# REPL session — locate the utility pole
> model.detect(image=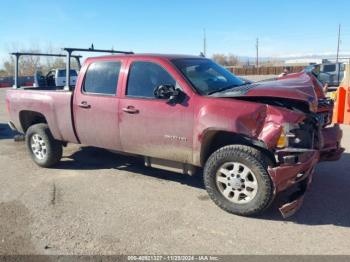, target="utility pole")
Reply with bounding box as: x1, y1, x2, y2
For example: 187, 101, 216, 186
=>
203, 28, 207, 57
336, 24, 342, 84
336, 24, 341, 63
256, 38, 259, 74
